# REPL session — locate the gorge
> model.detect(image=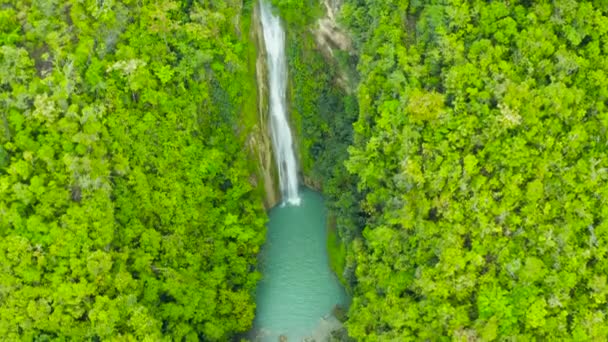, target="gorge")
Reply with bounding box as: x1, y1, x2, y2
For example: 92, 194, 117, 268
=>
252, 1, 348, 340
